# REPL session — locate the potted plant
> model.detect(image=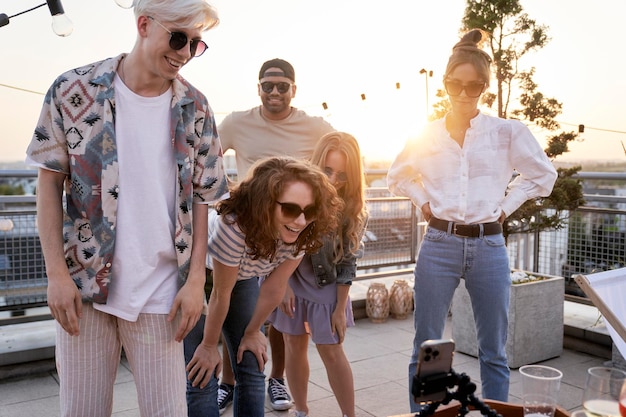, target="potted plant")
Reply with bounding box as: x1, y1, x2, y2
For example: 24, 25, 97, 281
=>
452, 270, 564, 368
